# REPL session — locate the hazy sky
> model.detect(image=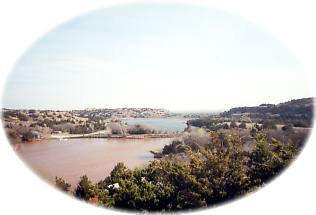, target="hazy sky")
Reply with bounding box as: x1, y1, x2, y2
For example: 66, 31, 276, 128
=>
2, 3, 313, 111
